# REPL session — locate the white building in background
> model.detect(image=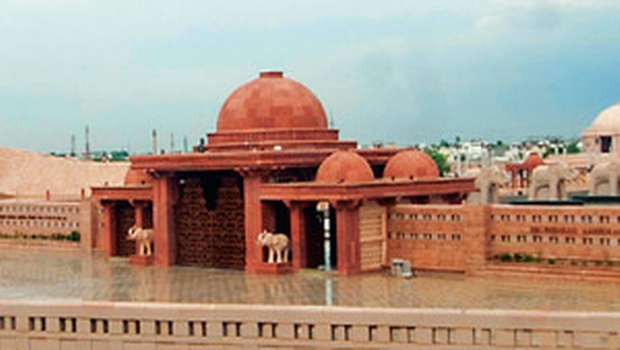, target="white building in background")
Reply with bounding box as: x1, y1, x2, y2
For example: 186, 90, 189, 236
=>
443, 140, 491, 176
582, 101, 620, 155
